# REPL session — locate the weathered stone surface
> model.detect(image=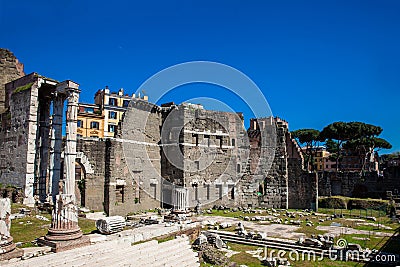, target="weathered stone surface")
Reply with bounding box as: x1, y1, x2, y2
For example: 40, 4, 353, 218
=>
0, 49, 24, 113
